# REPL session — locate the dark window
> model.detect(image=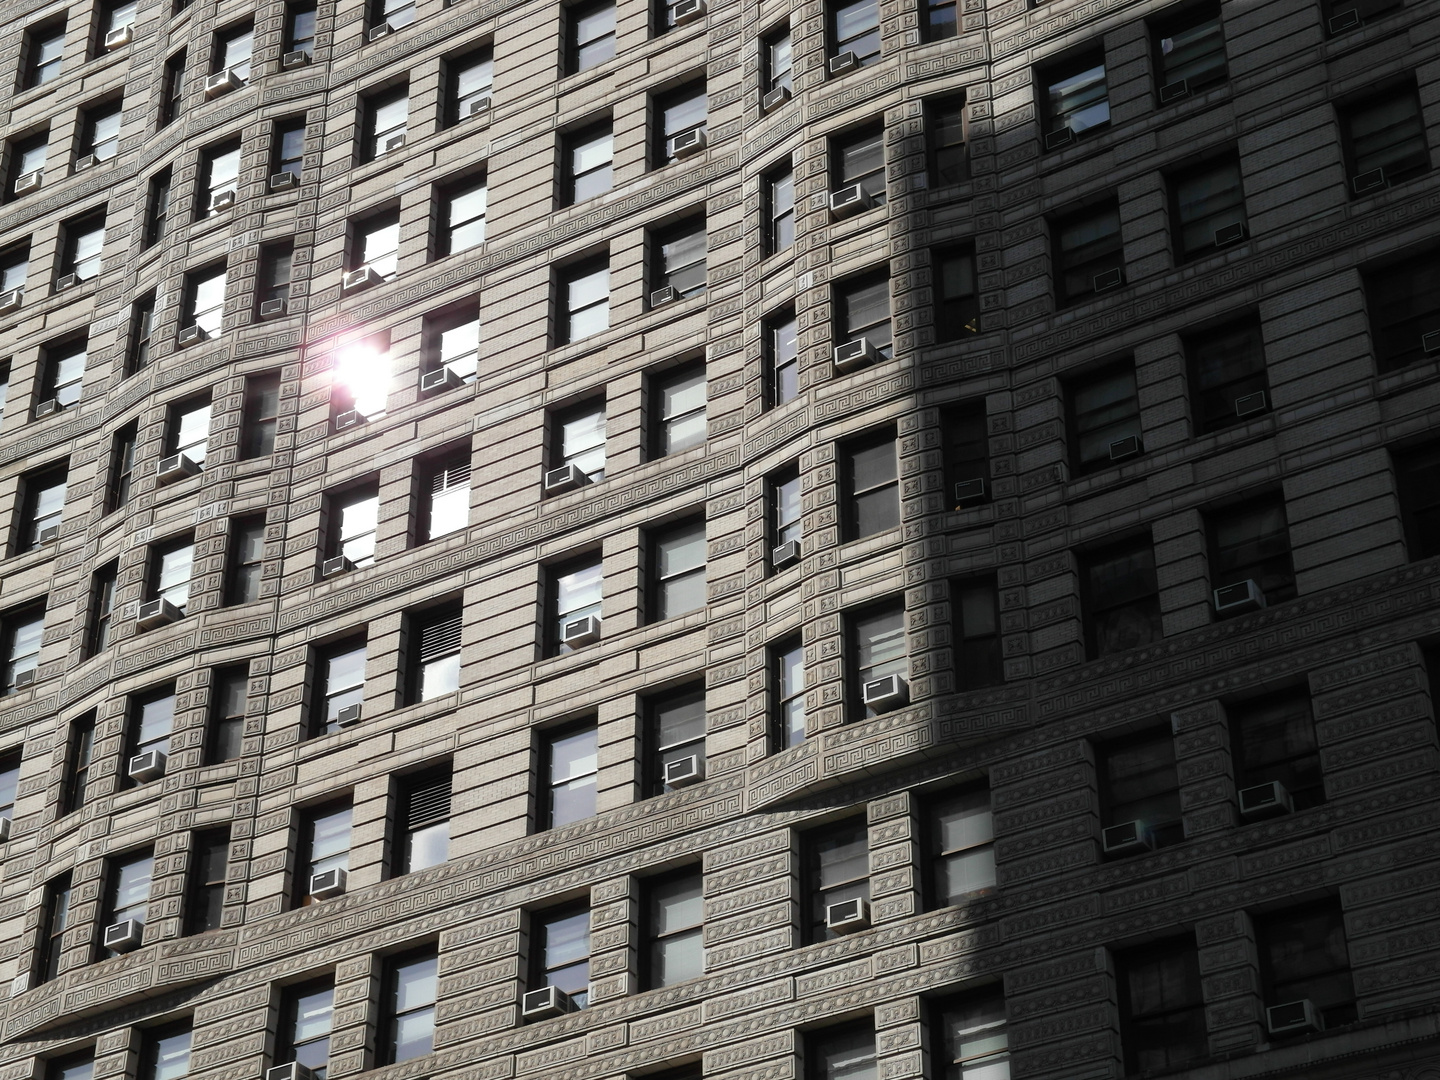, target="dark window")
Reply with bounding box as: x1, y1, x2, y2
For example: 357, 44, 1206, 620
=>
48, 1055, 92, 1080
1098, 728, 1183, 851
38, 873, 73, 982
447, 49, 493, 124
549, 555, 602, 655
422, 453, 471, 541
0, 243, 28, 294
655, 83, 707, 167
213, 23, 253, 79
1206, 494, 1295, 609
828, 0, 880, 66
296, 804, 351, 907
79, 101, 122, 164
1153, 3, 1226, 98
101, 849, 154, 949
314, 639, 365, 736
185, 831, 229, 934
126, 688, 175, 775
440, 178, 487, 256
272, 119, 305, 179
371, 0, 416, 32
226, 517, 266, 605
1185, 316, 1268, 434
767, 309, 800, 407
1115, 938, 1207, 1073
326, 484, 379, 568
773, 635, 805, 749
851, 599, 906, 719
561, 122, 613, 204
934, 247, 979, 341
942, 401, 989, 508
63, 716, 95, 814
144, 169, 171, 248
805, 818, 870, 943
922, 0, 956, 39
540, 723, 598, 828
6, 133, 48, 204
161, 52, 186, 126
108, 422, 138, 511
277, 978, 335, 1078
646, 685, 705, 795
258, 240, 294, 309
1396, 440, 1440, 560
3, 604, 45, 692
930, 988, 1008, 1080
351, 209, 400, 279
89, 561, 118, 656
129, 292, 156, 372
60, 212, 106, 282
363, 87, 409, 161
17, 464, 67, 553
0, 752, 19, 824
837, 271, 892, 360
1229, 690, 1324, 810
531, 906, 590, 1008
24, 22, 66, 89
139, 1024, 191, 1080
644, 870, 704, 988
559, 258, 609, 344
197, 142, 241, 217
651, 519, 706, 621
397, 767, 451, 873
766, 166, 795, 255
182, 263, 227, 338
1339, 80, 1430, 195
286, 4, 317, 56
410, 603, 462, 701
1254, 900, 1356, 1028
1363, 249, 1440, 373
1040, 53, 1109, 143
567, 0, 615, 72
772, 462, 803, 556
953, 576, 1003, 690
168, 396, 213, 466
424, 309, 481, 384
832, 124, 885, 206
652, 219, 706, 301
242, 371, 282, 458
764, 25, 793, 95
1171, 153, 1247, 260
652, 364, 706, 456
927, 786, 995, 907
1067, 361, 1141, 474
1079, 535, 1163, 658
381, 949, 438, 1062
842, 431, 899, 540
208, 666, 248, 763
1053, 200, 1124, 305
